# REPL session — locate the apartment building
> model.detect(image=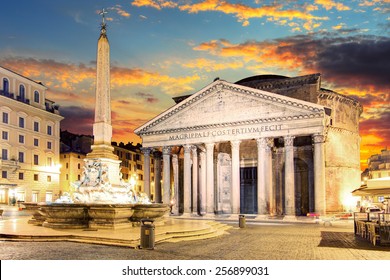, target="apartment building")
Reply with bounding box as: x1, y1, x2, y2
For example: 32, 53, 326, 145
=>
0, 66, 63, 204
